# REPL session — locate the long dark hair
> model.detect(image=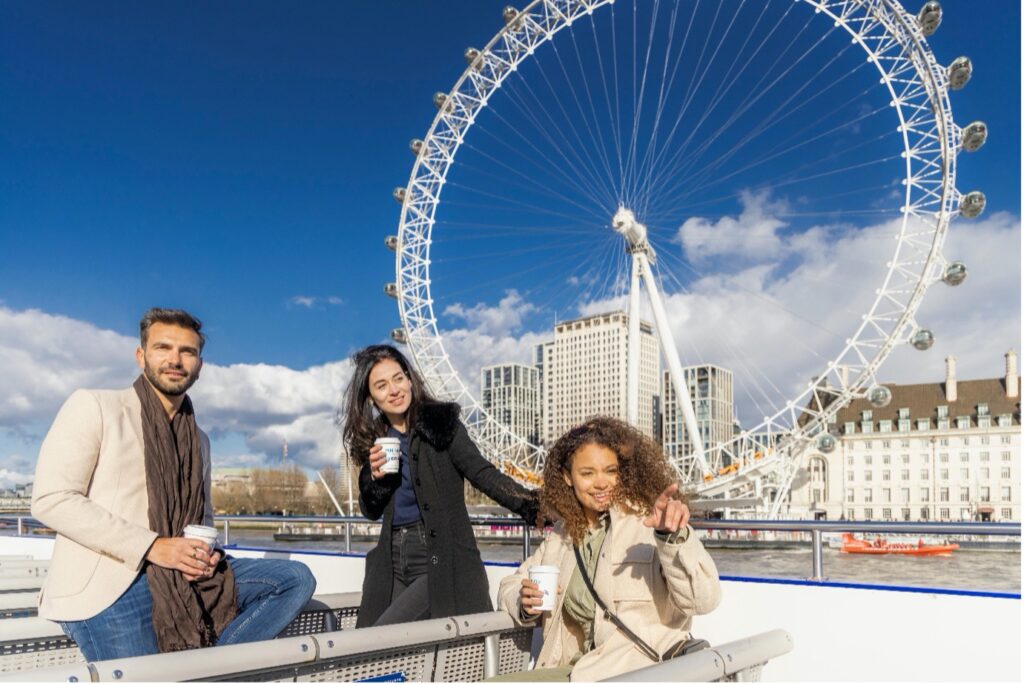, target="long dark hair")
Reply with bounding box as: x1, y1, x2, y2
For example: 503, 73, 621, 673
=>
342, 344, 437, 466
541, 416, 681, 544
